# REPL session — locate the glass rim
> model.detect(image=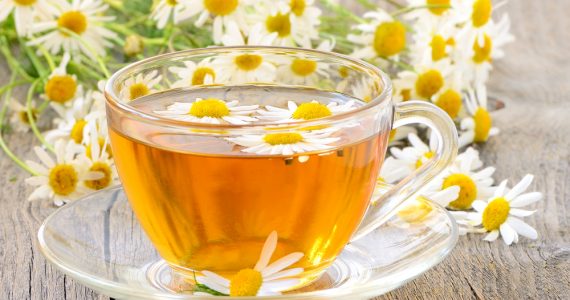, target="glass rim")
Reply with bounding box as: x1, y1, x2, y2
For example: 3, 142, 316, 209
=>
104, 46, 393, 129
